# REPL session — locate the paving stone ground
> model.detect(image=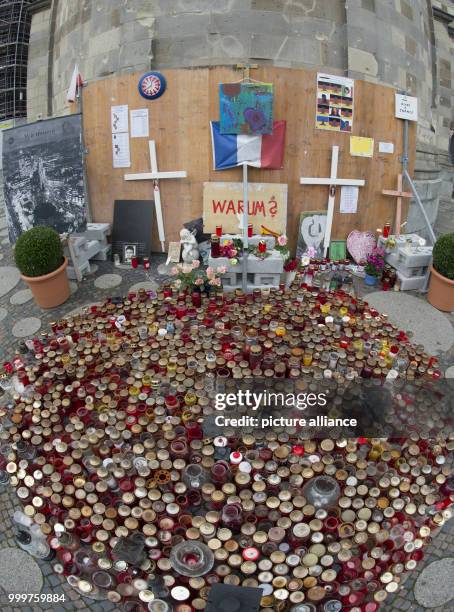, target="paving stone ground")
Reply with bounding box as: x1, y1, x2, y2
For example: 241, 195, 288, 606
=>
0, 176, 452, 610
